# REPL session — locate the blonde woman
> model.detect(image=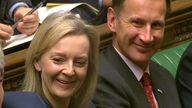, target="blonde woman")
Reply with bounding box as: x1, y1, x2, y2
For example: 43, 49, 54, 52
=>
22, 12, 99, 108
